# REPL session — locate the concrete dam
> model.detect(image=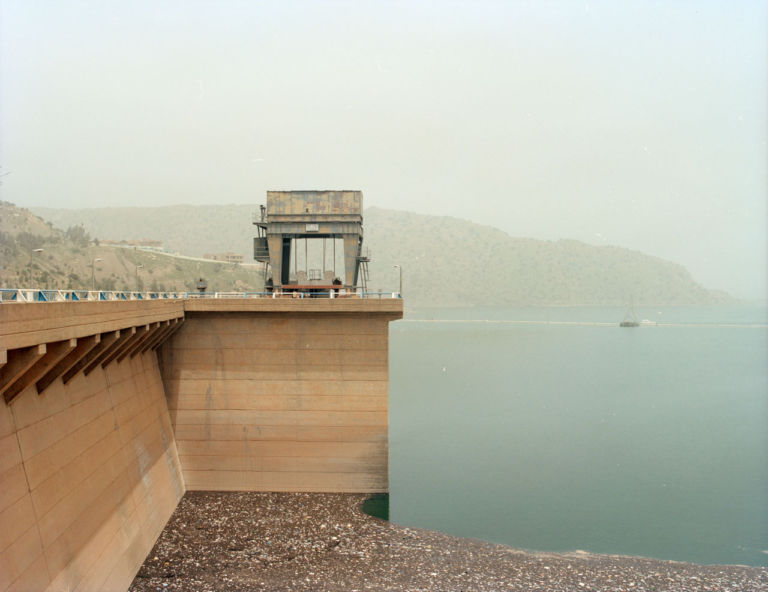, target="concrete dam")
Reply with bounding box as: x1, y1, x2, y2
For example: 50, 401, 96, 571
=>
0, 294, 402, 592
